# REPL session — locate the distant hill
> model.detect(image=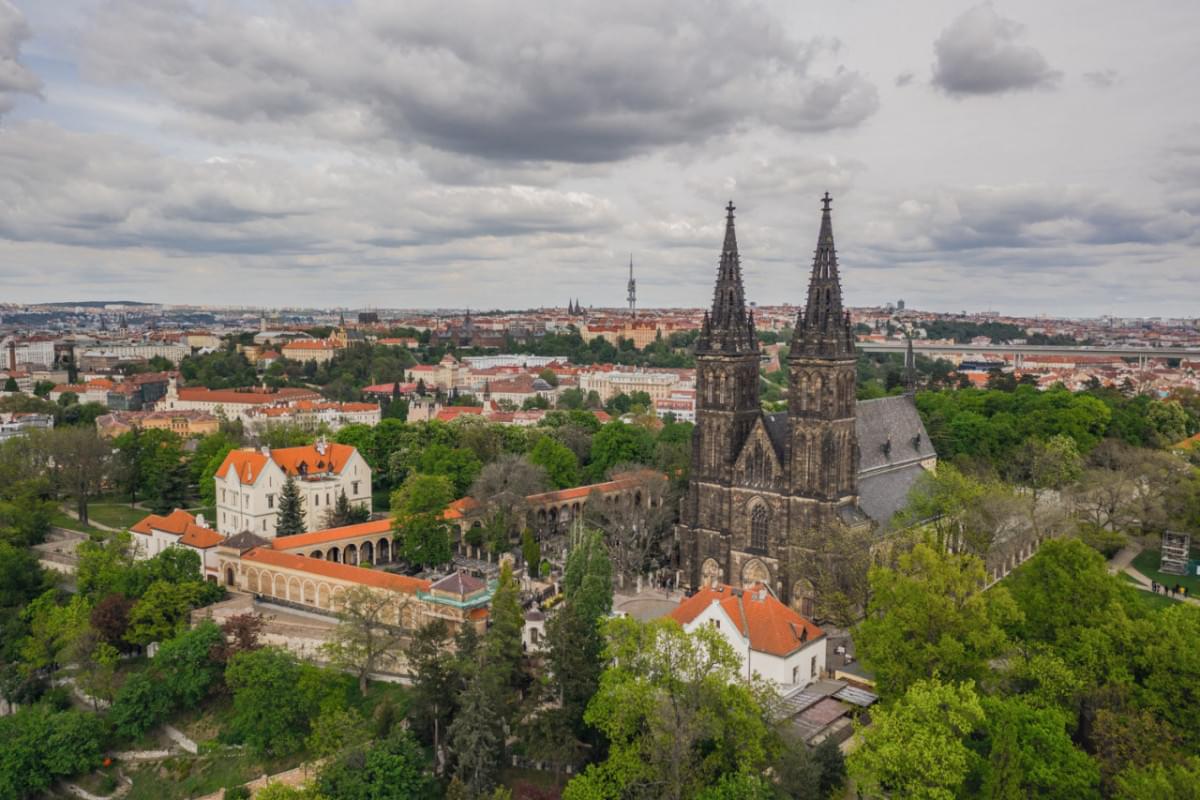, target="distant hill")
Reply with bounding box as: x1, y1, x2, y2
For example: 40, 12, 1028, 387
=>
40, 301, 157, 308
